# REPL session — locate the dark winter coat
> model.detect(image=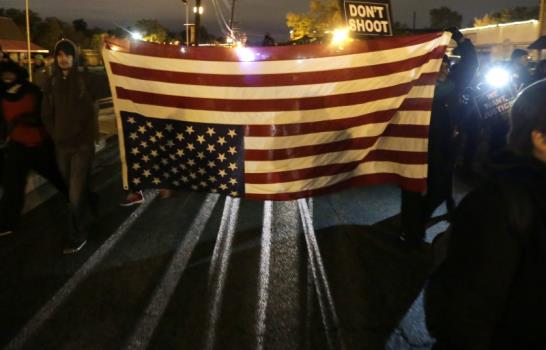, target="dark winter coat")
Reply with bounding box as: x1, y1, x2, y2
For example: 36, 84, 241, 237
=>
427, 39, 478, 197
0, 82, 47, 146
41, 39, 97, 152
425, 151, 546, 350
